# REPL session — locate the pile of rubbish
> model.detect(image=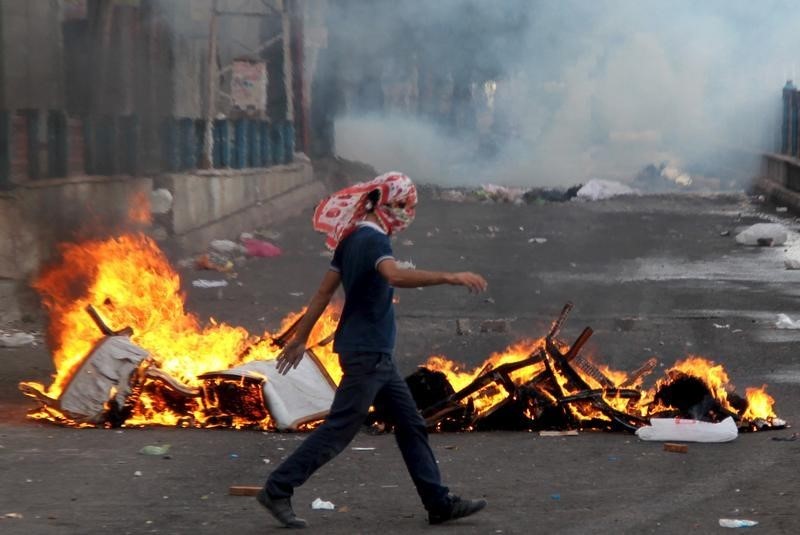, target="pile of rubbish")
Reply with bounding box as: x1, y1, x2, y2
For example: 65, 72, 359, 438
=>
432, 184, 582, 205
189, 231, 283, 273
